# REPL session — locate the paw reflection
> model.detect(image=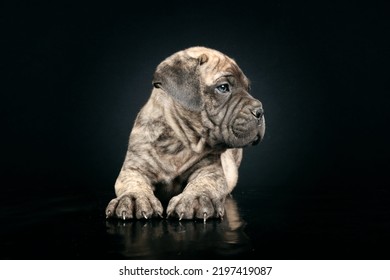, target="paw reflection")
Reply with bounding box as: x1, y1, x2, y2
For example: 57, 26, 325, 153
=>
105, 196, 251, 259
